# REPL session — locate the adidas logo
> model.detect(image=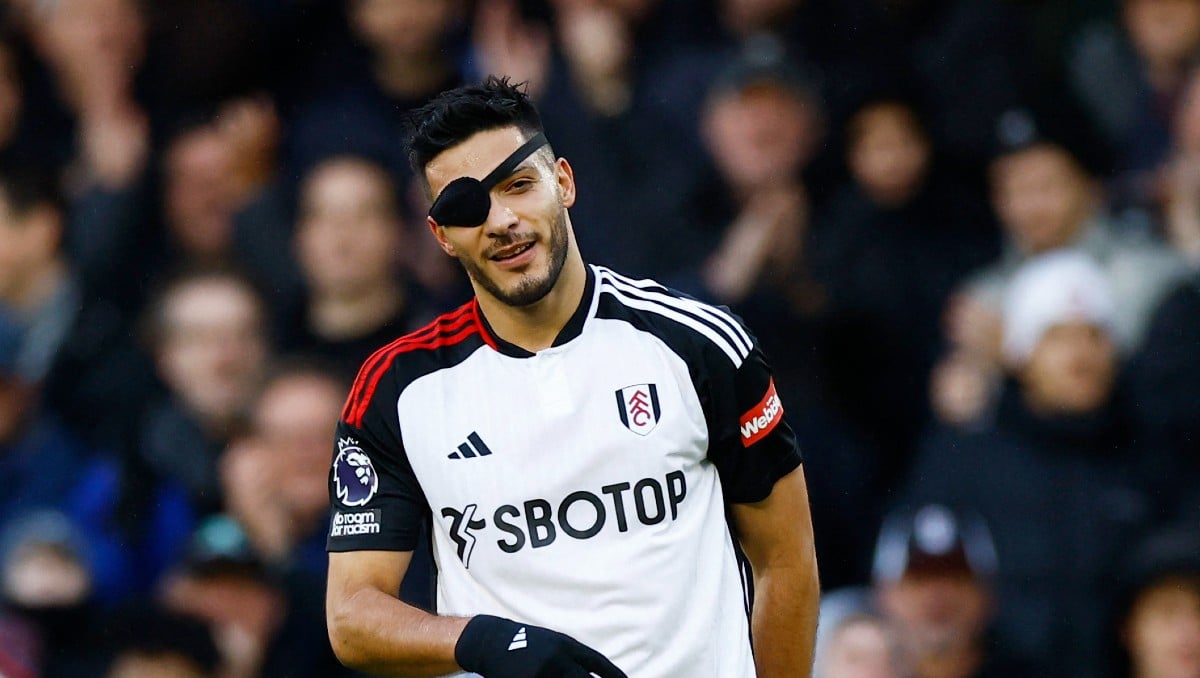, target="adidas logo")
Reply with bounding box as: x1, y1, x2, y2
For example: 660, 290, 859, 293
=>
447, 432, 493, 460
508, 626, 527, 651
